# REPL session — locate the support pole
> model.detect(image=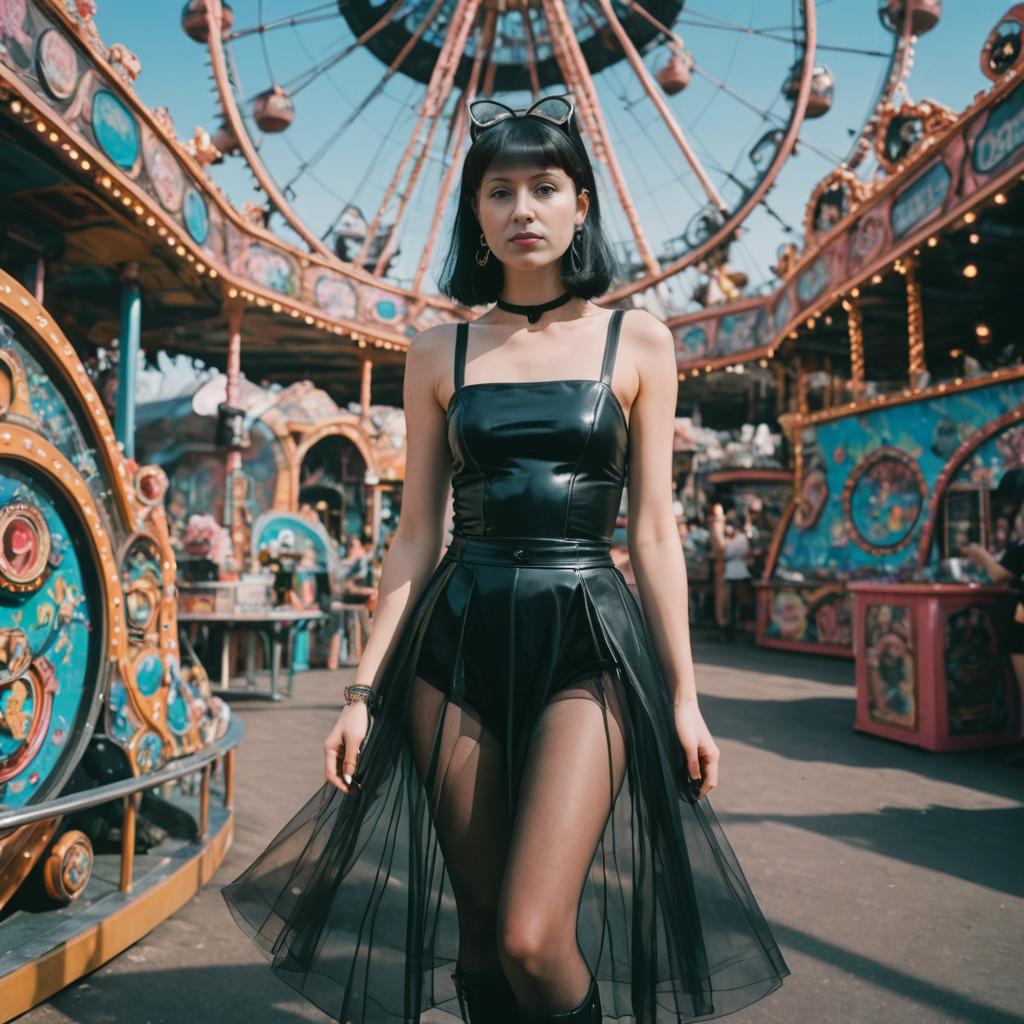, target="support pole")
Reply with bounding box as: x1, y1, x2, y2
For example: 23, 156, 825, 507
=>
905, 256, 926, 384
846, 301, 865, 397
223, 301, 244, 535
115, 262, 141, 460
